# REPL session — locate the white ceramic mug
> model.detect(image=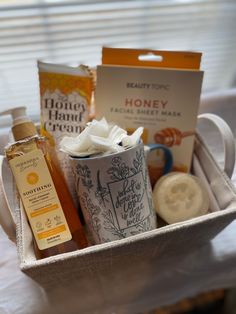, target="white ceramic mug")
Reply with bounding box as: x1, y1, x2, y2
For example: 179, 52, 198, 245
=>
70, 142, 172, 244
